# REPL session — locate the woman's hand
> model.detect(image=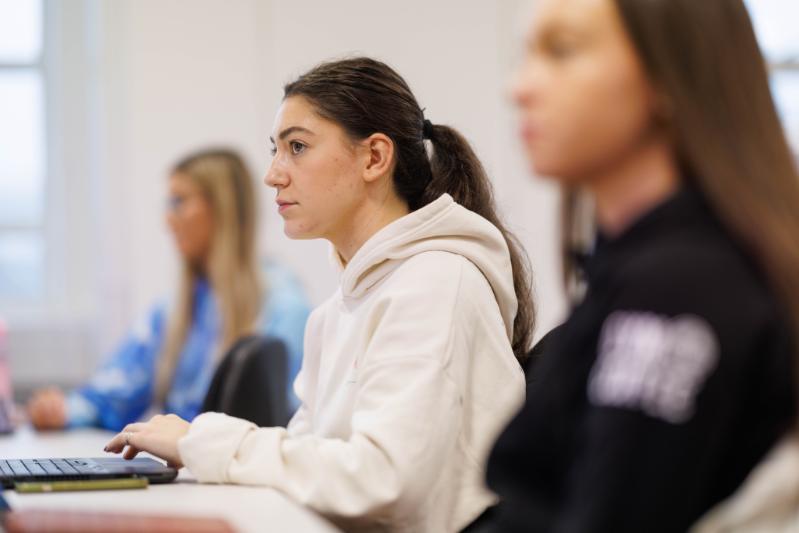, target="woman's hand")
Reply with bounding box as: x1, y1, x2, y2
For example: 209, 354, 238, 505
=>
104, 414, 191, 469
27, 388, 67, 430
